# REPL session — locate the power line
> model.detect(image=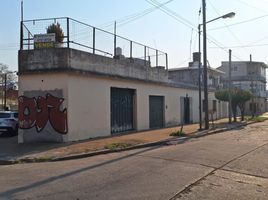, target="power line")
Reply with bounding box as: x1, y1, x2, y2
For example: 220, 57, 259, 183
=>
145, 0, 195, 30
69, 0, 177, 41
209, 14, 268, 31
145, 0, 243, 63
210, 43, 268, 49
207, 0, 249, 56
234, 0, 268, 14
